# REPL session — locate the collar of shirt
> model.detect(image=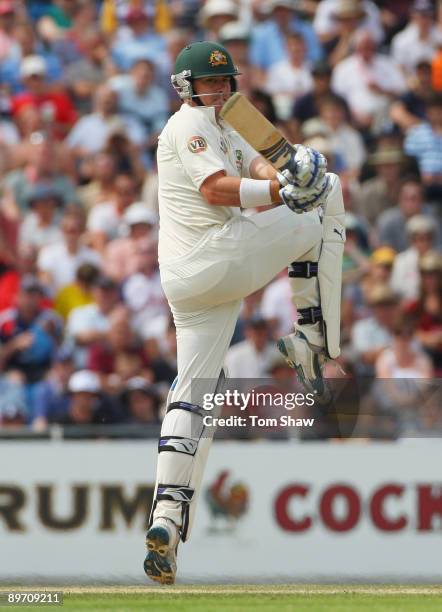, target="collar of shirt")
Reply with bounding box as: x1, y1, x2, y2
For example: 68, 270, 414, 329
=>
181, 103, 218, 127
